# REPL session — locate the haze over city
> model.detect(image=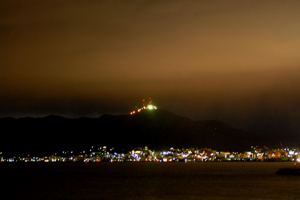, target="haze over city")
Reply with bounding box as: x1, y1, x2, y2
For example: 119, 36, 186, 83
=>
1, 1, 300, 144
